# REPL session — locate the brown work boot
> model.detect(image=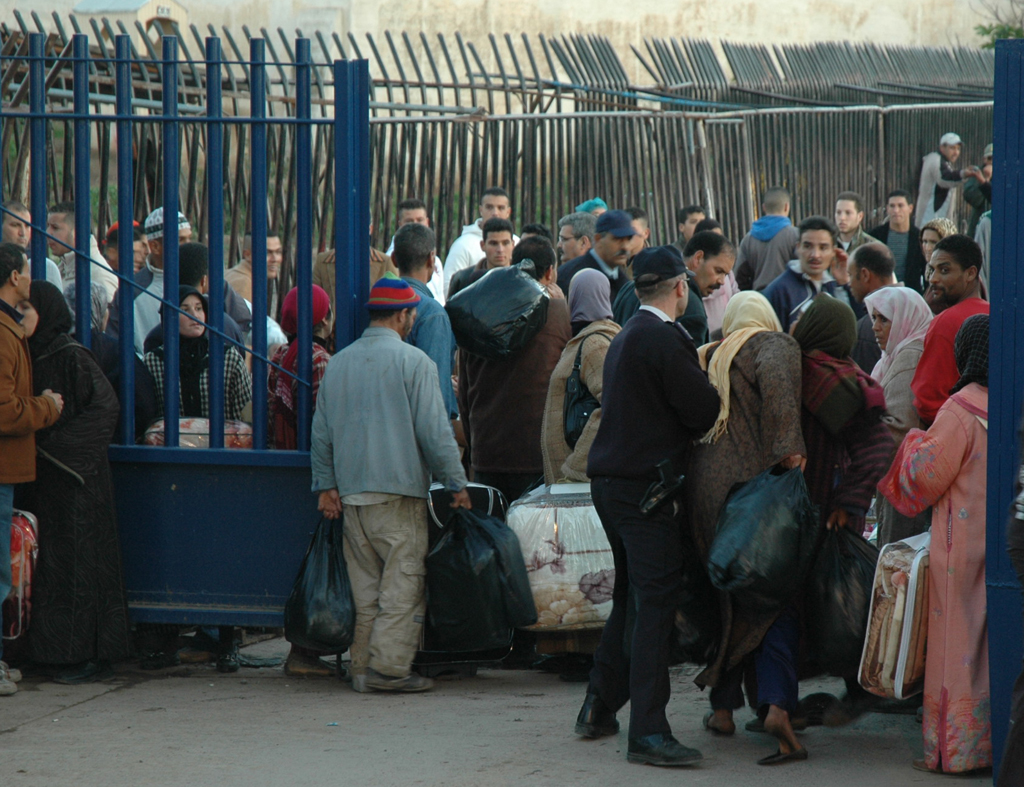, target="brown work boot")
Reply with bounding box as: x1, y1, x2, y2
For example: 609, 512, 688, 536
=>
364, 668, 433, 693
